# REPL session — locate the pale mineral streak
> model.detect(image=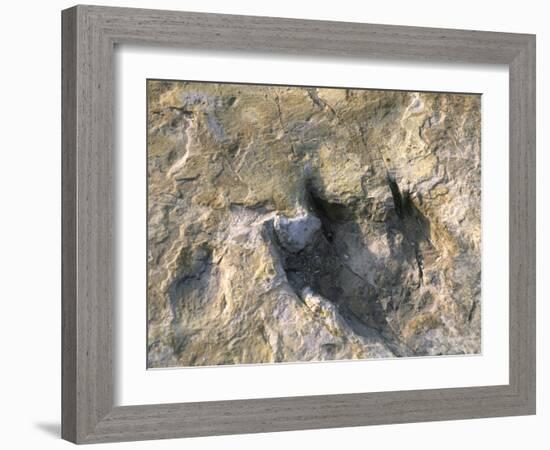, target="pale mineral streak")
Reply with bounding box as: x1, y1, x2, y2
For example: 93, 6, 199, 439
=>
147, 80, 481, 368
